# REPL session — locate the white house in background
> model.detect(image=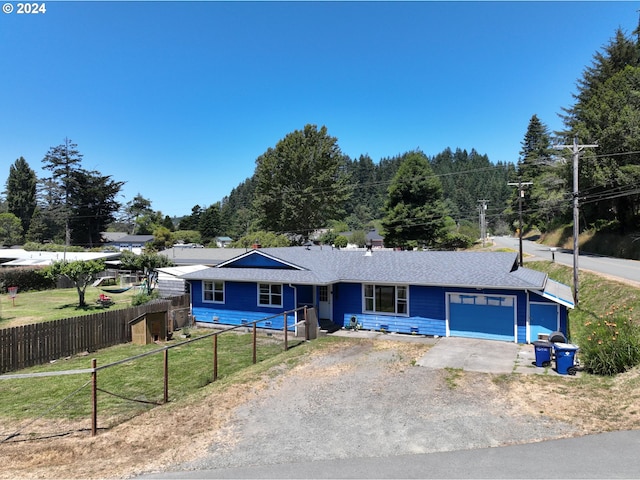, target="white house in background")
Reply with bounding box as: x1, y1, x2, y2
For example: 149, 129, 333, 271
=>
215, 236, 233, 248
108, 235, 155, 254
0, 249, 121, 267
